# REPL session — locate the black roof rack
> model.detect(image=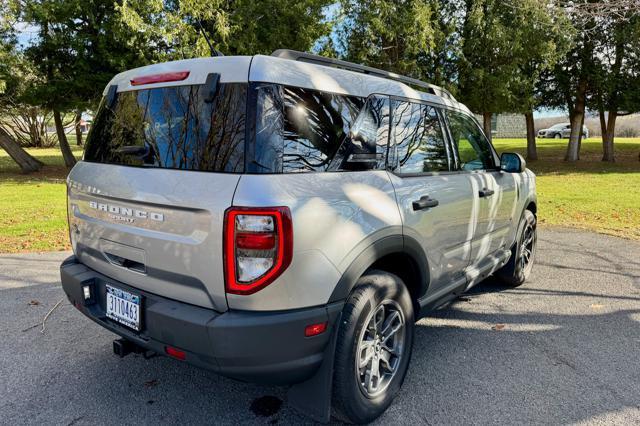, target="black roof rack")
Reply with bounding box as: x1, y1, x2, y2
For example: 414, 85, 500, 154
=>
271, 49, 455, 102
